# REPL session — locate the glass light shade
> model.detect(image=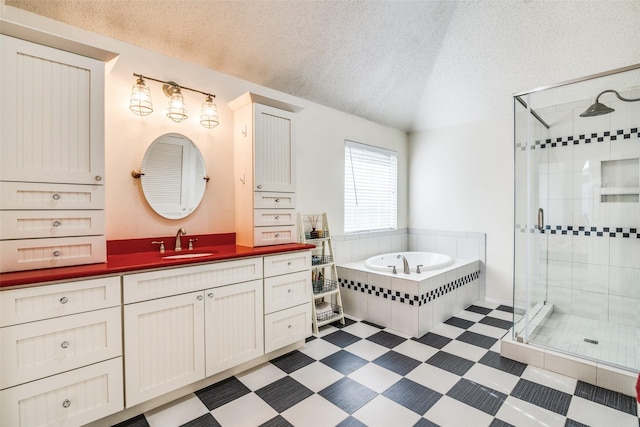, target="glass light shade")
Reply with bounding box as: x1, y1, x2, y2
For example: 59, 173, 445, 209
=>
129, 78, 153, 116
200, 95, 219, 129
166, 88, 187, 123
